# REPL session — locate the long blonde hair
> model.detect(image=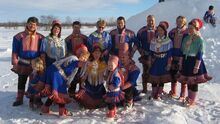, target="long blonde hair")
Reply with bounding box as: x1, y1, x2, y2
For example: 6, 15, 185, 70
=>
31, 58, 45, 73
